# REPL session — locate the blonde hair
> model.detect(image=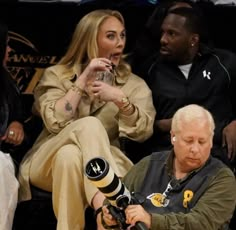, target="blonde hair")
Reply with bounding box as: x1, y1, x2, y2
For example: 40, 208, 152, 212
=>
58, 9, 131, 78
171, 104, 215, 137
